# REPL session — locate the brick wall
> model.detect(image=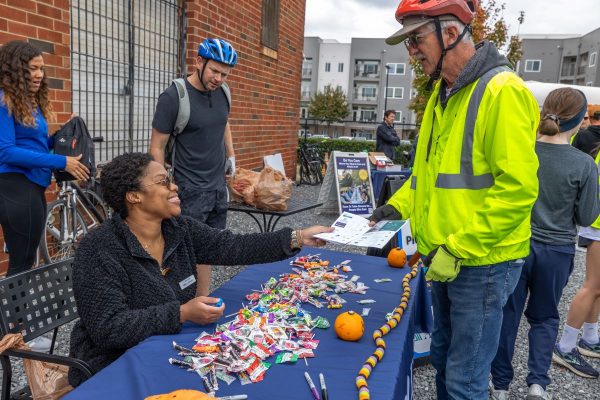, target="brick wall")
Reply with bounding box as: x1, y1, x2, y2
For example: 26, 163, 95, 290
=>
0, 0, 71, 274
0, 0, 306, 274
186, 0, 306, 173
